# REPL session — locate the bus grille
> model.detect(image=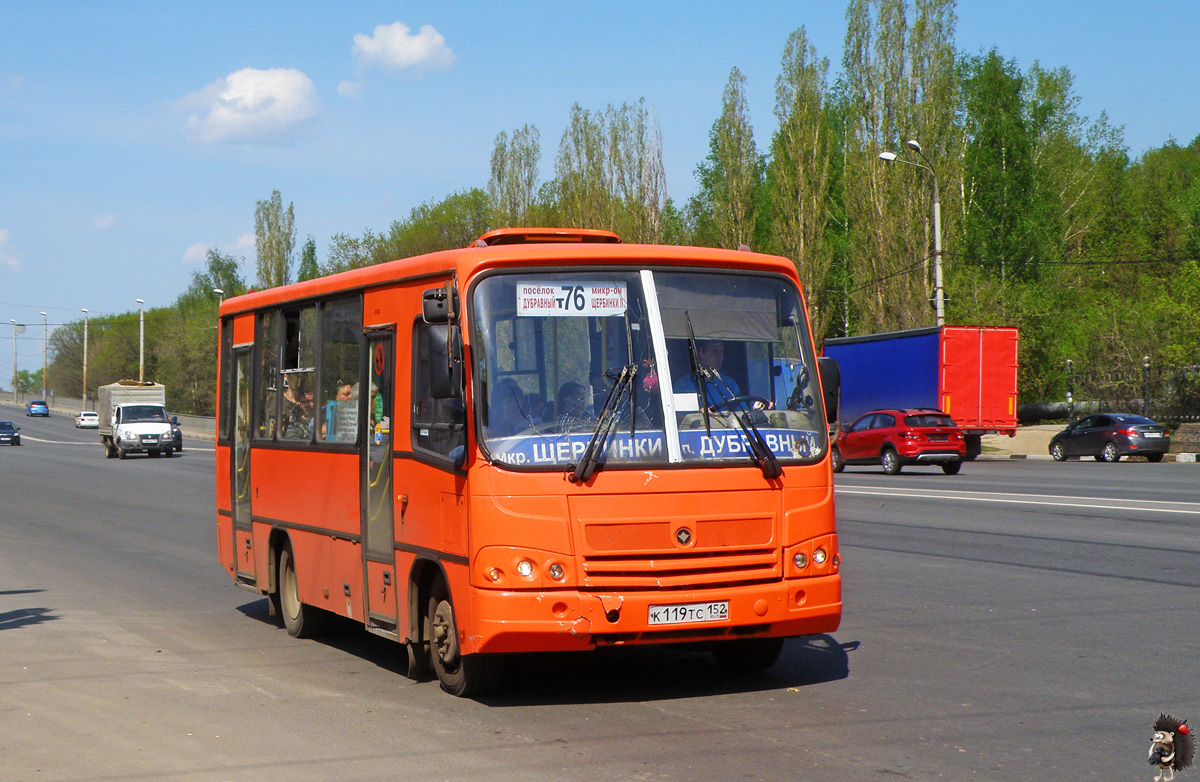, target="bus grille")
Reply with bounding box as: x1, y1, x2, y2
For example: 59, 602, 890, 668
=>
581, 548, 781, 591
